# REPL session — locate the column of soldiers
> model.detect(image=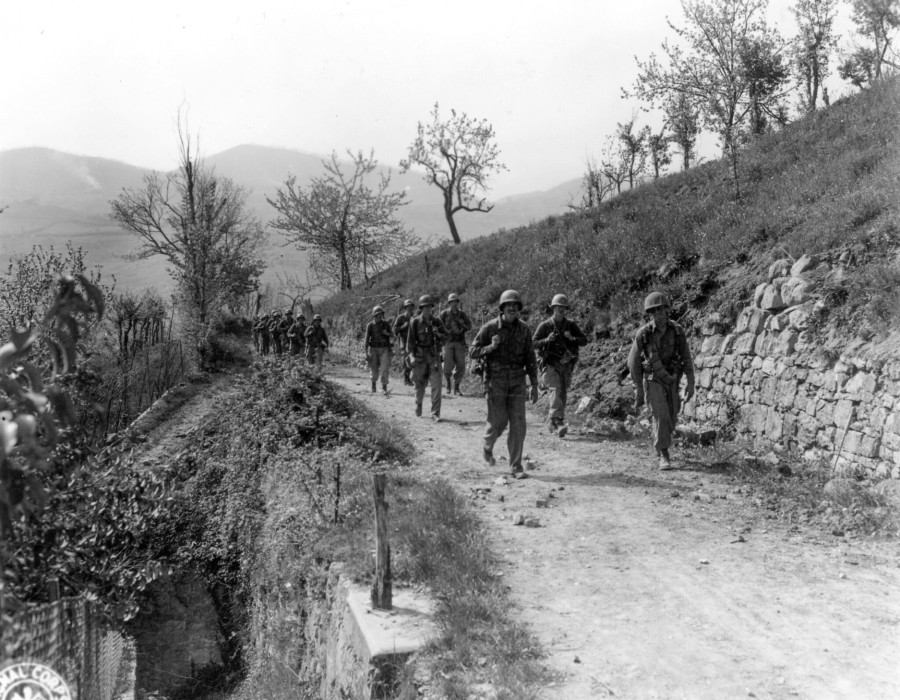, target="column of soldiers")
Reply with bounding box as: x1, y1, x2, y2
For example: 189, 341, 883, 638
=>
251, 309, 329, 372
371, 289, 694, 477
